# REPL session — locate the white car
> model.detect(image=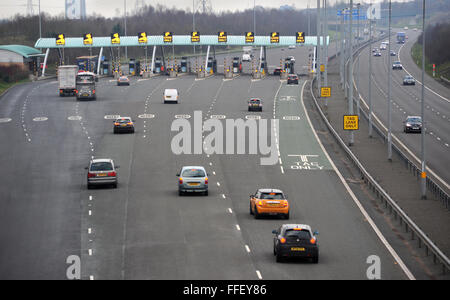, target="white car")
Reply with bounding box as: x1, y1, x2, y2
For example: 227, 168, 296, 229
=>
288, 45, 296, 49
164, 89, 179, 104
242, 53, 252, 62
